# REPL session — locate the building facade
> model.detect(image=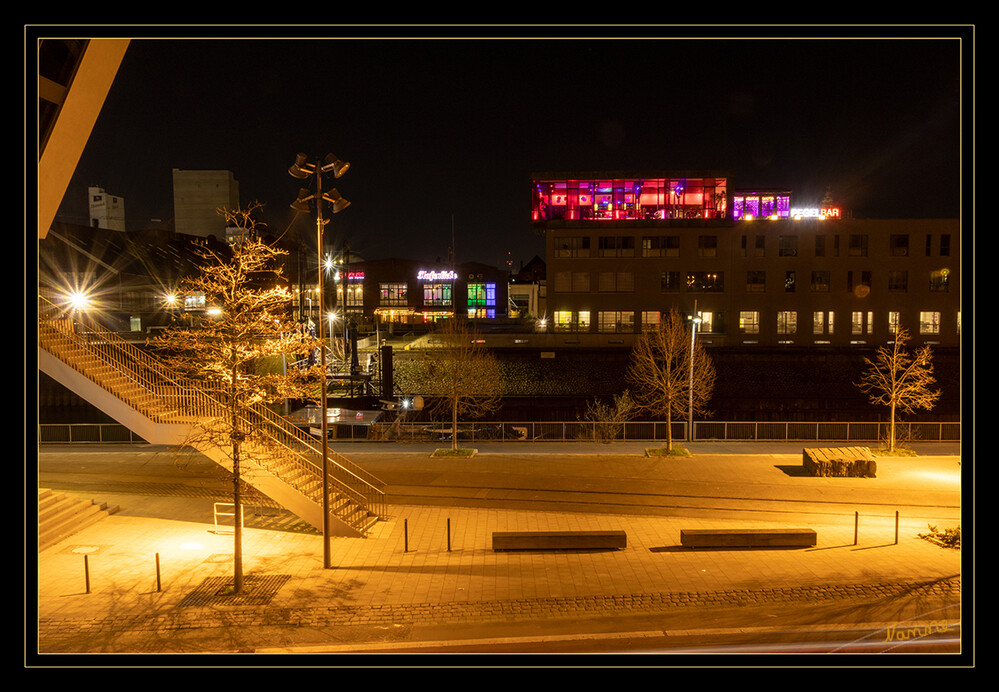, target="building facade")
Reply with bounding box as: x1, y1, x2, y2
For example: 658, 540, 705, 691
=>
297, 258, 511, 327
172, 169, 240, 240
87, 186, 126, 231
534, 172, 961, 348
